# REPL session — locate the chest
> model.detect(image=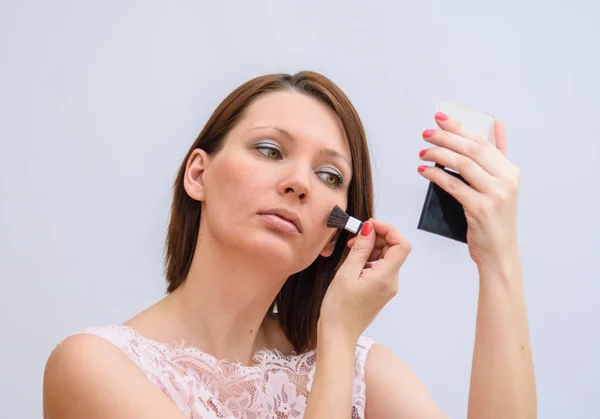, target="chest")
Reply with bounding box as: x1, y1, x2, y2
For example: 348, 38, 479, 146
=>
142, 346, 317, 418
